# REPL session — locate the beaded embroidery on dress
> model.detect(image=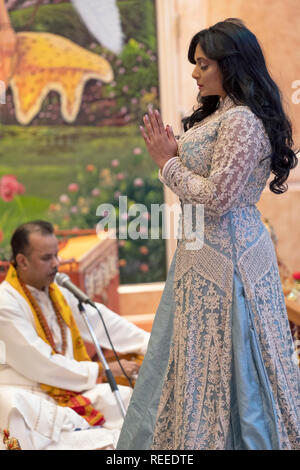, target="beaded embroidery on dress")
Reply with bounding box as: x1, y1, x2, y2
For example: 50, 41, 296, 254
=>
151, 95, 300, 450
117, 95, 300, 450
